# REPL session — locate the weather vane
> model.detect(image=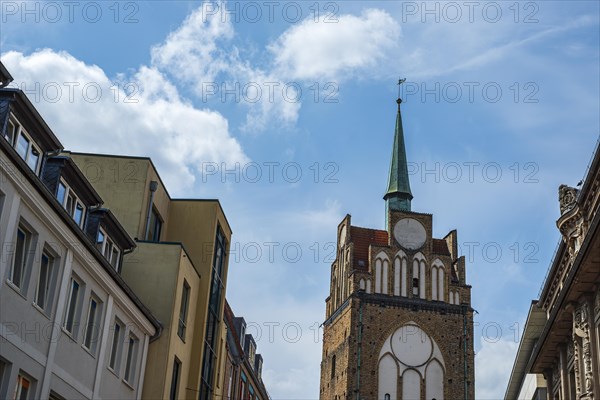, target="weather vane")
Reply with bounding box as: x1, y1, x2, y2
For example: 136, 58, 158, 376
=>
397, 77, 406, 104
